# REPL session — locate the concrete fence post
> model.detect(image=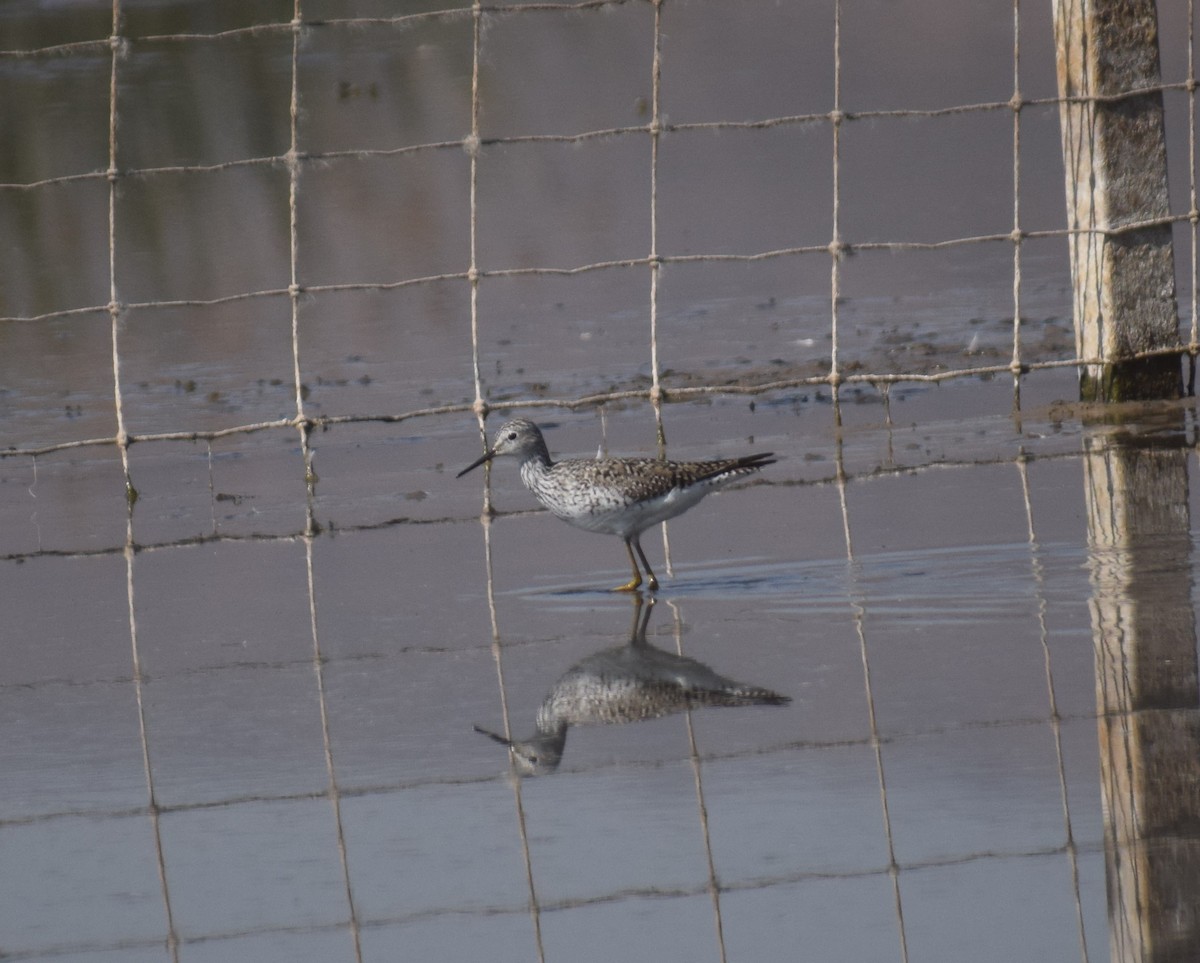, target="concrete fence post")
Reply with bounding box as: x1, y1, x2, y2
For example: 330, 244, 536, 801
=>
1052, 0, 1182, 401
